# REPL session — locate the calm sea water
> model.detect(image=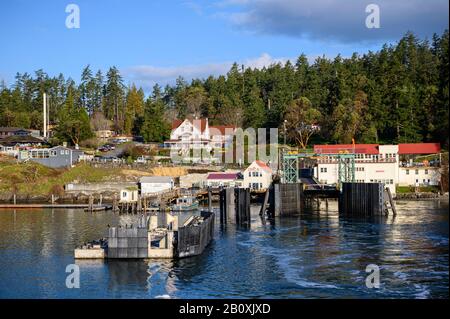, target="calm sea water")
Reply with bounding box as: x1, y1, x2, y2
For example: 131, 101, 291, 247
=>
0, 200, 448, 299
